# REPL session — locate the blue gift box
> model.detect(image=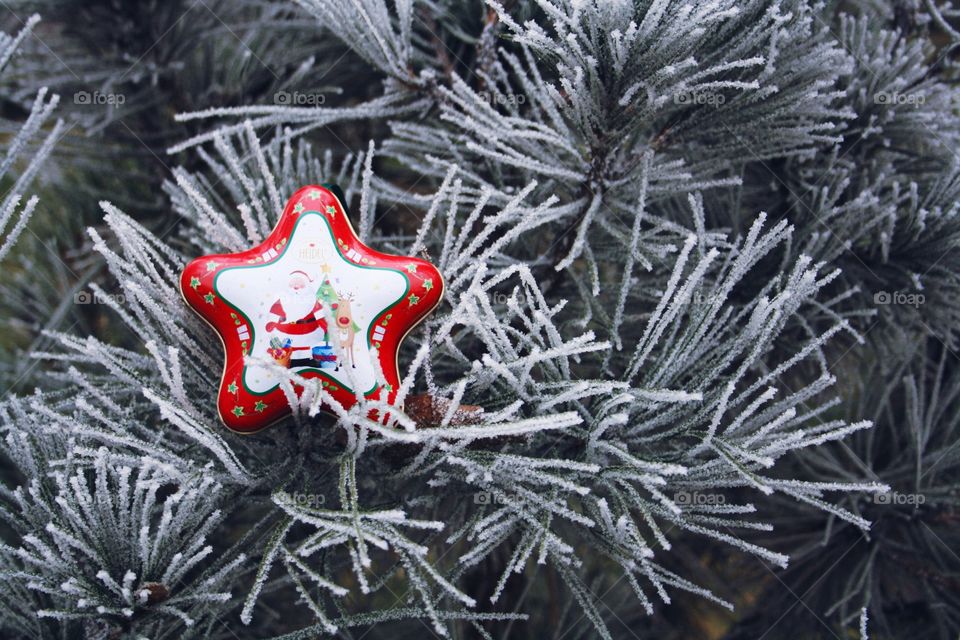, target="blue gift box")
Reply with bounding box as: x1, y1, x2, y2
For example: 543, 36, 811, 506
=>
312, 345, 337, 369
